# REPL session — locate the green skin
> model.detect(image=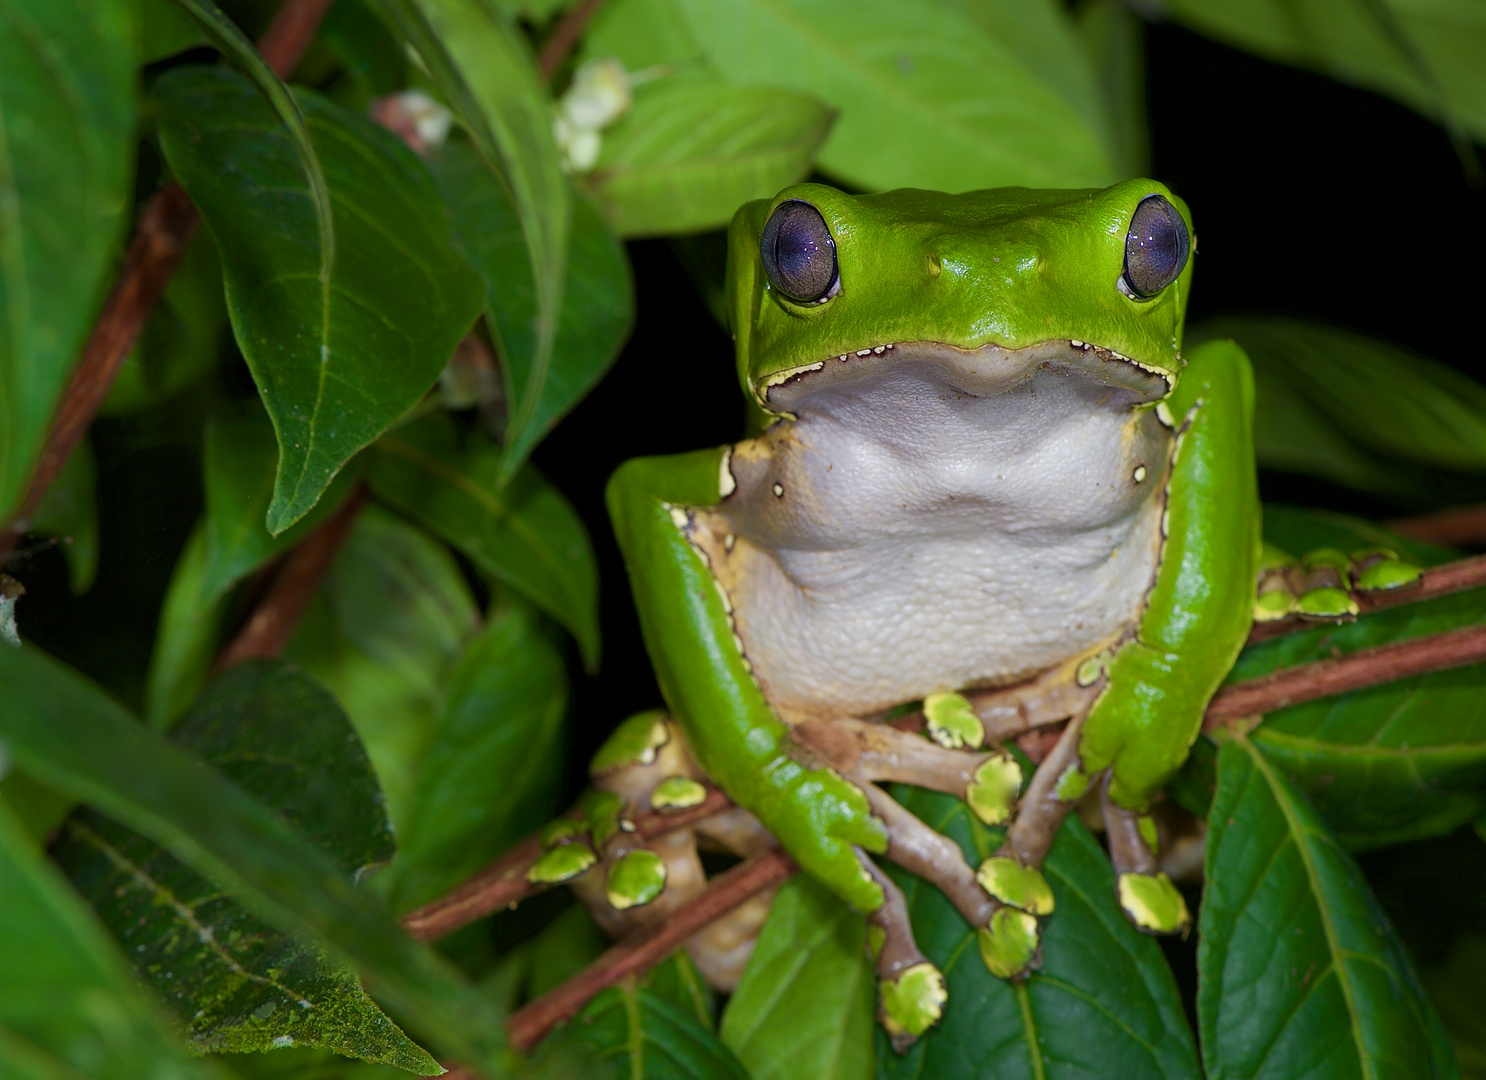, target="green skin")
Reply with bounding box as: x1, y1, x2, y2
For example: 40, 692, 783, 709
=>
607, 179, 1259, 916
